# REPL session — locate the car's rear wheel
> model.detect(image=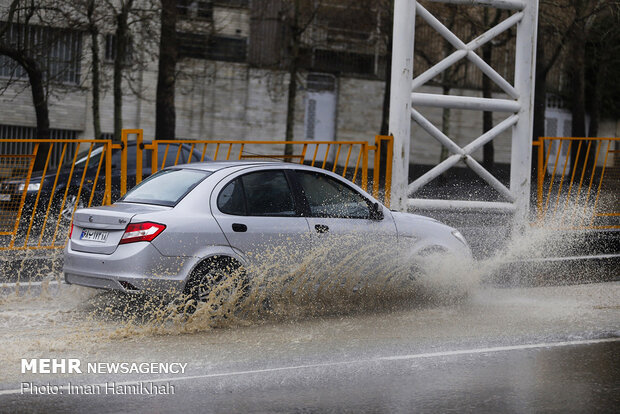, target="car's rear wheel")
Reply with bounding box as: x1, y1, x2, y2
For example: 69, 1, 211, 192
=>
183, 257, 248, 315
